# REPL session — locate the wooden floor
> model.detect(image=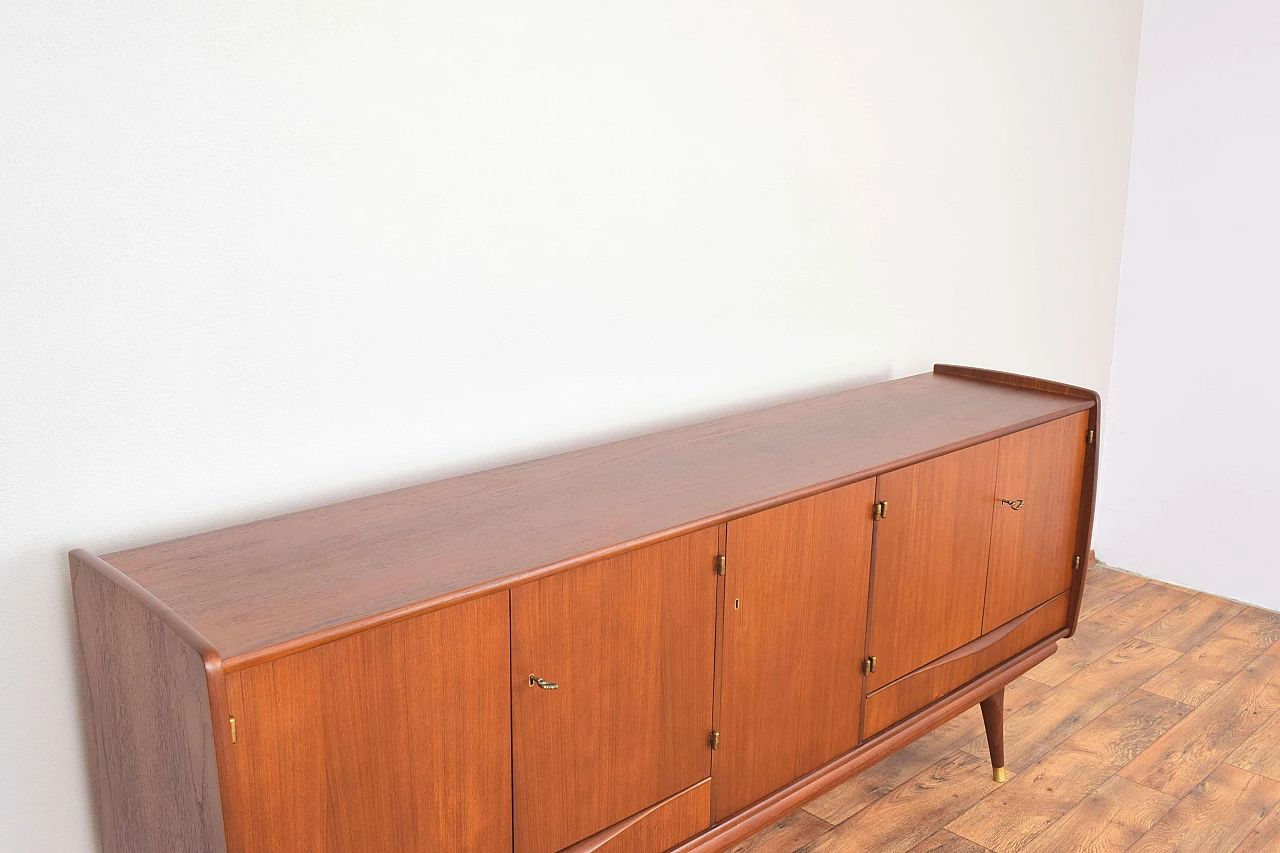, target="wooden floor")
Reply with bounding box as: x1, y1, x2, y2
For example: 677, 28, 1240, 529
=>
731, 566, 1280, 853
